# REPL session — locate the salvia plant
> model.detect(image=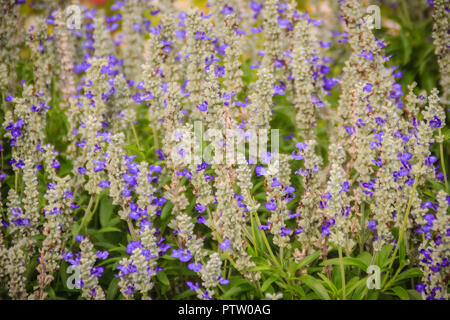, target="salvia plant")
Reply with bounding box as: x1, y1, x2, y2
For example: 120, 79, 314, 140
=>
0, 0, 448, 301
